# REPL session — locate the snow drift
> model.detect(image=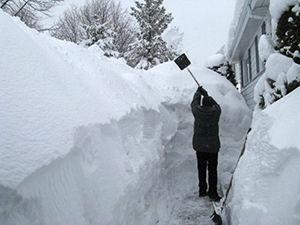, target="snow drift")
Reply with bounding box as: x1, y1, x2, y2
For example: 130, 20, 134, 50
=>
225, 0, 300, 224
227, 87, 300, 225
0, 11, 251, 225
